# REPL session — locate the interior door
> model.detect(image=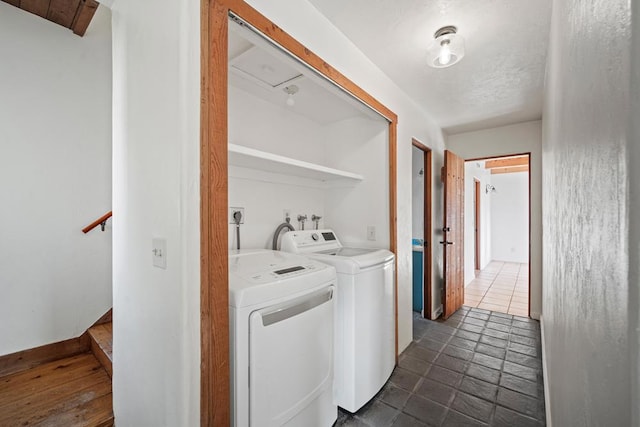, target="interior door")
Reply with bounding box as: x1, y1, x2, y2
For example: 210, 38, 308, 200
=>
442, 150, 465, 319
